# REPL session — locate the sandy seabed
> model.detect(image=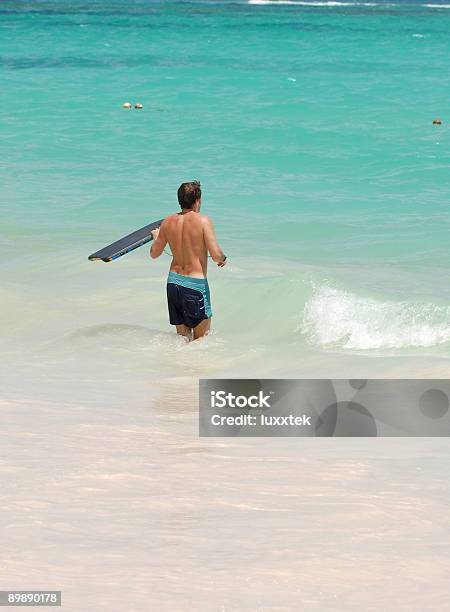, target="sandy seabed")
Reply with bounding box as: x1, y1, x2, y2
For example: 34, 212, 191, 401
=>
1, 382, 450, 611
